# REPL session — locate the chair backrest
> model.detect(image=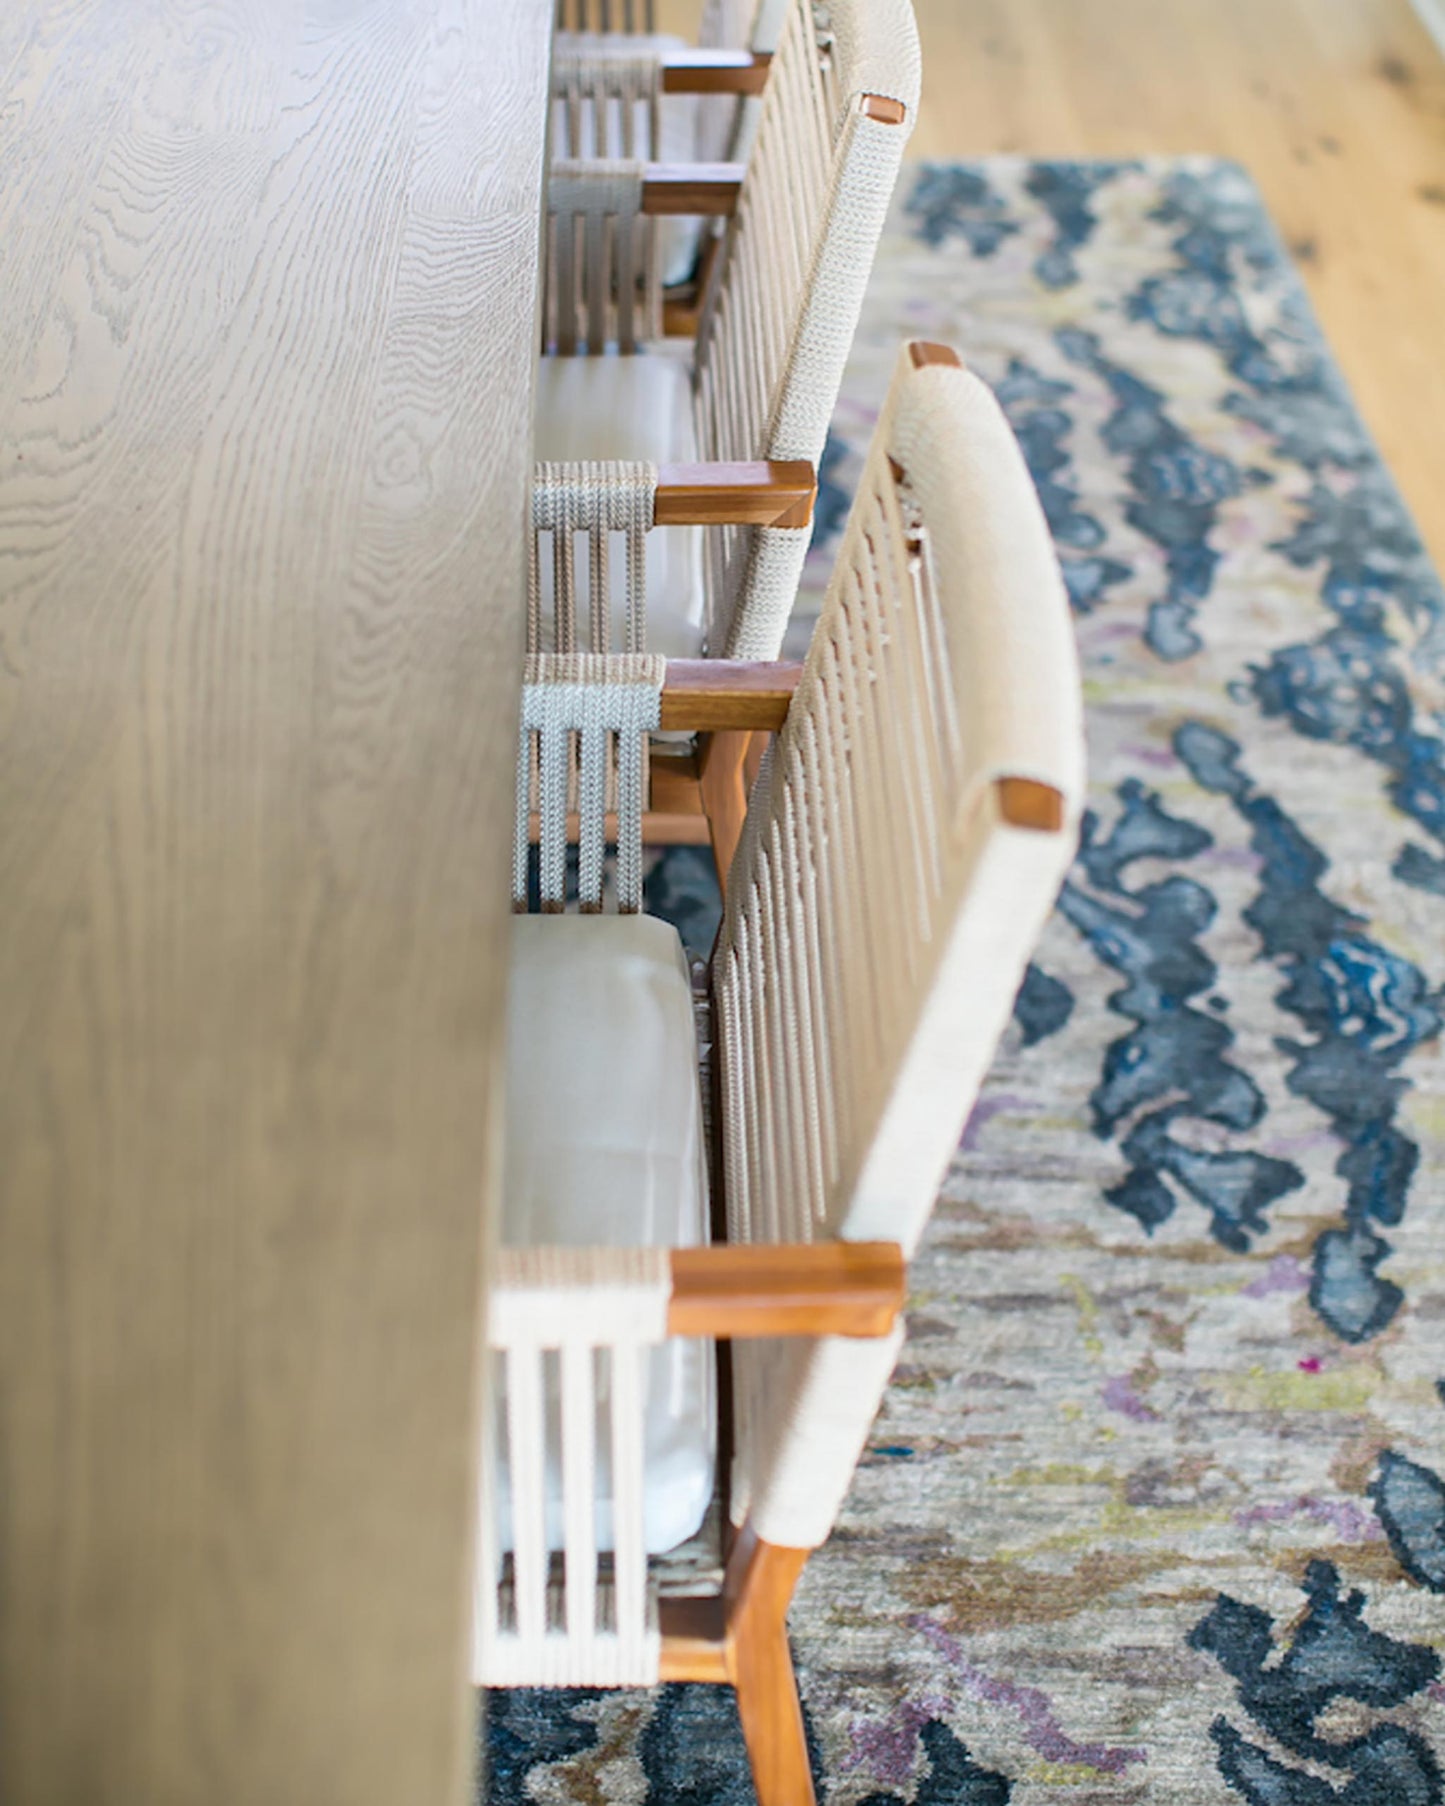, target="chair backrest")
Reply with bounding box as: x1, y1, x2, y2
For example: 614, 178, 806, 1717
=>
713, 345, 1085, 1548
696, 0, 920, 656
